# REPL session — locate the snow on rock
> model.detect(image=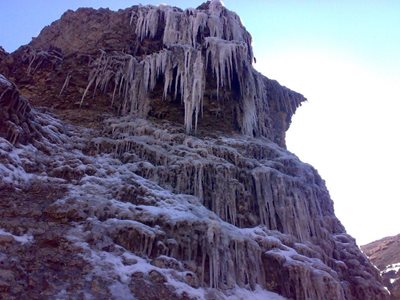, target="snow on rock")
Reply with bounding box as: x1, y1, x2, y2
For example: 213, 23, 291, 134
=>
383, 263, 400, 274
0, 87, 390, 298
0, 139, 35, 187
25, 112, 384, 299
0, 228, 33, 244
